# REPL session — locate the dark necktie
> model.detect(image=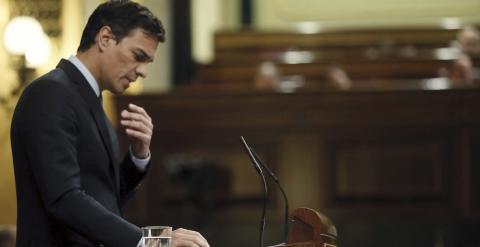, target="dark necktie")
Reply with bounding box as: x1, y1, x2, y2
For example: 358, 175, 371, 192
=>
99, 93, 121, 191
99, 94, 120, 162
